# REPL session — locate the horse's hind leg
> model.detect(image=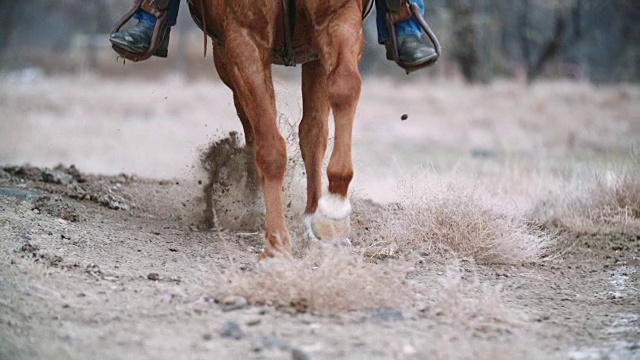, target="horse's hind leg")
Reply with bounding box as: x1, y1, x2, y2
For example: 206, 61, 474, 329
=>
303, 1, 363, 242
